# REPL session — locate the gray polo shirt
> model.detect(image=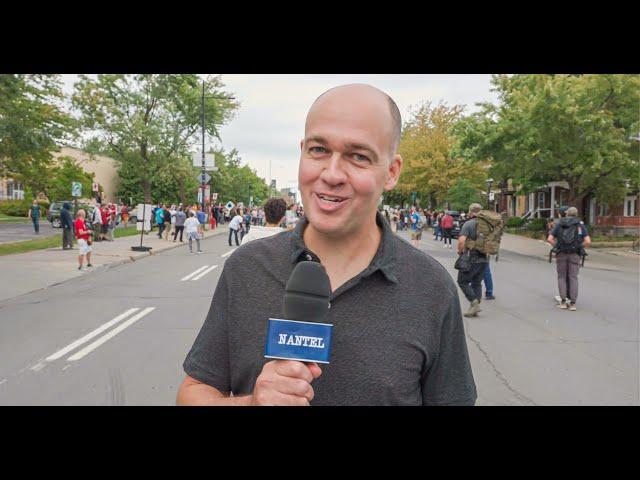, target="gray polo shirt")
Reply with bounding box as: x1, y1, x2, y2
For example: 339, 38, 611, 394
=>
183, 211, 476, 406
